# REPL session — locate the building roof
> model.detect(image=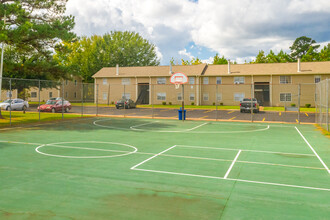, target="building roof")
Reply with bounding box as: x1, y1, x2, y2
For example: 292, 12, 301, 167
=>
92, 64, 207, 78
206, 61, 330, 76
92, 61, 330, 78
